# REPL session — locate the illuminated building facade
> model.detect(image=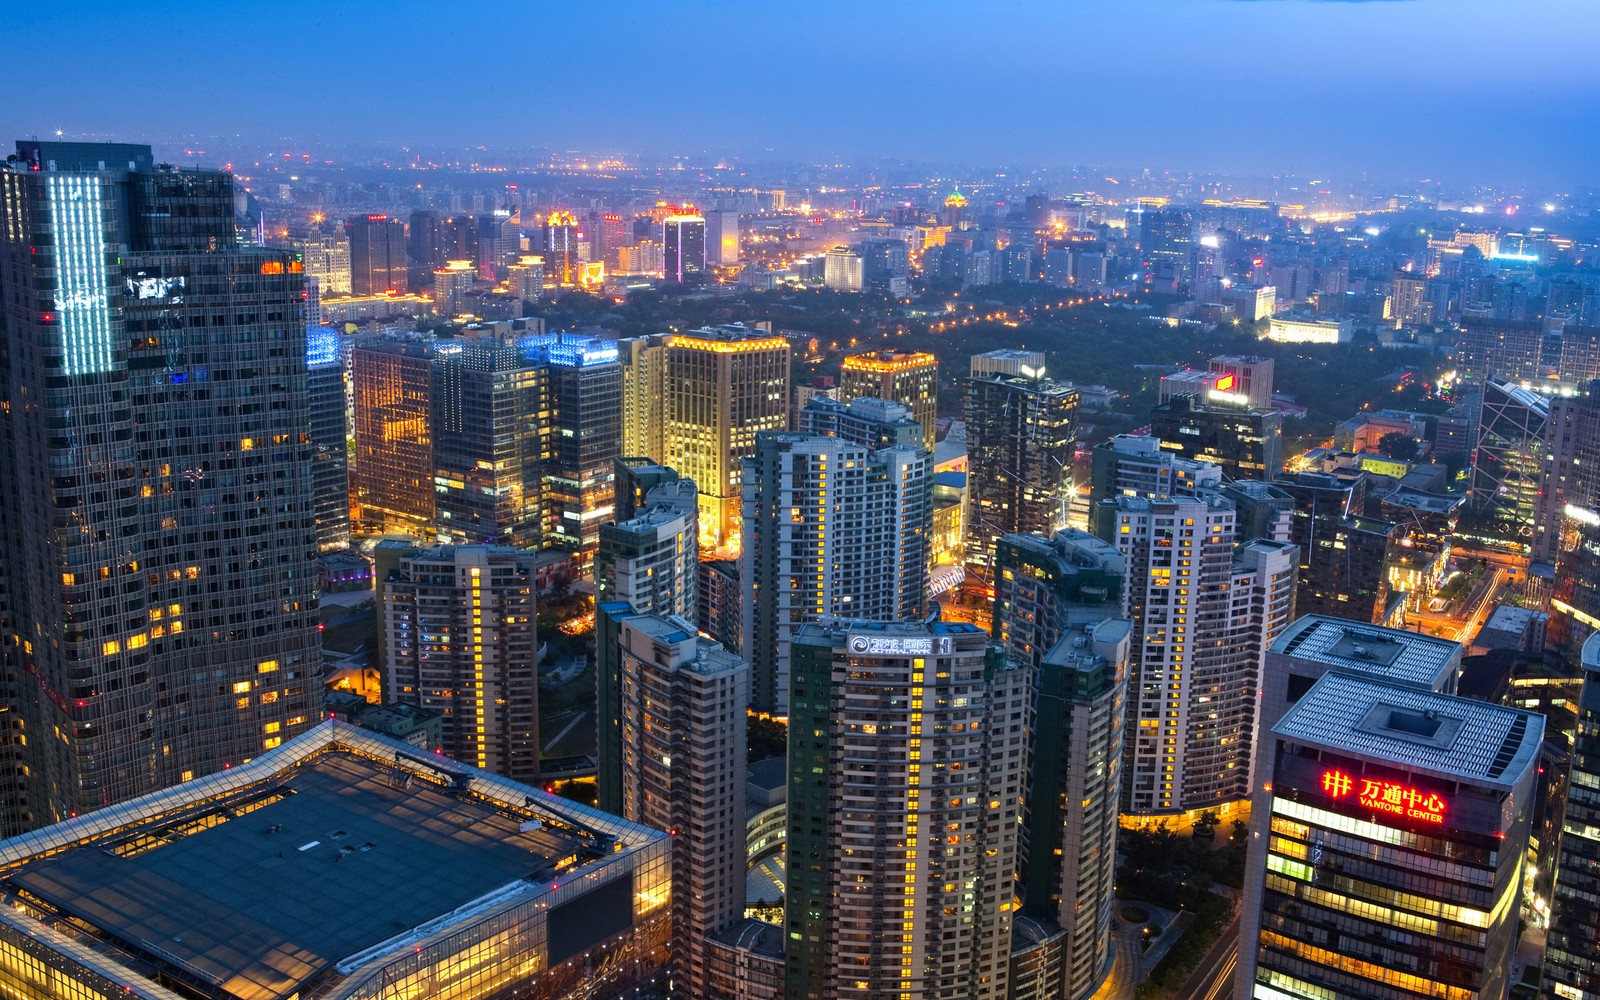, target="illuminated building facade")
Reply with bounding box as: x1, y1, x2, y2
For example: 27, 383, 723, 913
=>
542, 211, 581, 286
1208, 354, 1276, 409
1112, 495, 1298, 816
1542, 633, 1600, 1000
606, 610, 748, 998
838, 349, 940, 446
1238, 672, 1542, 1000
377, 544, 540, 783
507, 254, 545, 301
663, 213, 706, 284
0, 141, 322, 830
0, 722, 671, 1000
297, 225, 351, 294
1023, 622, 1130, 1000
1469, 379, 1549, 541
785, 620, 1030, 1000
429, 330, 544, 549
705, 208, 740, 266
1535, 384, 1600, 657
432, 259, 475, 316
741, 429, 931, 714
648, 325, 791, 554
345, 213, 408, 294
307, 326, 350, 550
523, 333, 623, 561
350, 336, 436, 537
963, 368, 1079, 574
1149, 392, 1285, 483
823, 245, 864, 292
